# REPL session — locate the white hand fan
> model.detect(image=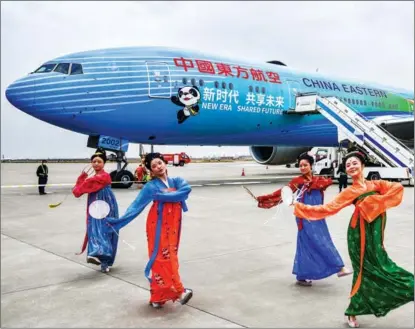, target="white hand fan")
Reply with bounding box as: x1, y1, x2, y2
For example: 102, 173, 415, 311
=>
281, 186, 294, 206
88, 200, 110, 219
88, 201, 136, 251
